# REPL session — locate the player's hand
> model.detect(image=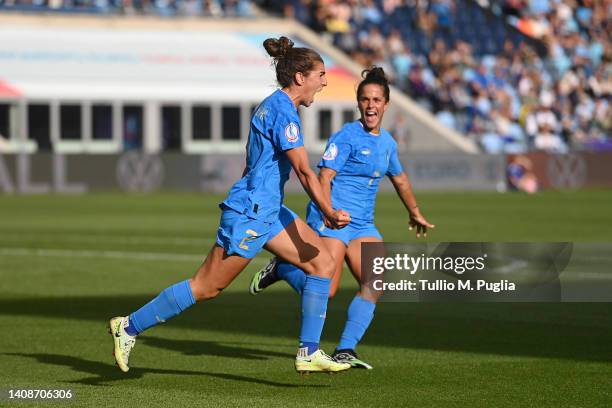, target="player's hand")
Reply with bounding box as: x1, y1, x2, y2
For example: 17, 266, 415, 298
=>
409, 211, 434, 238
324, 209, 351, 229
